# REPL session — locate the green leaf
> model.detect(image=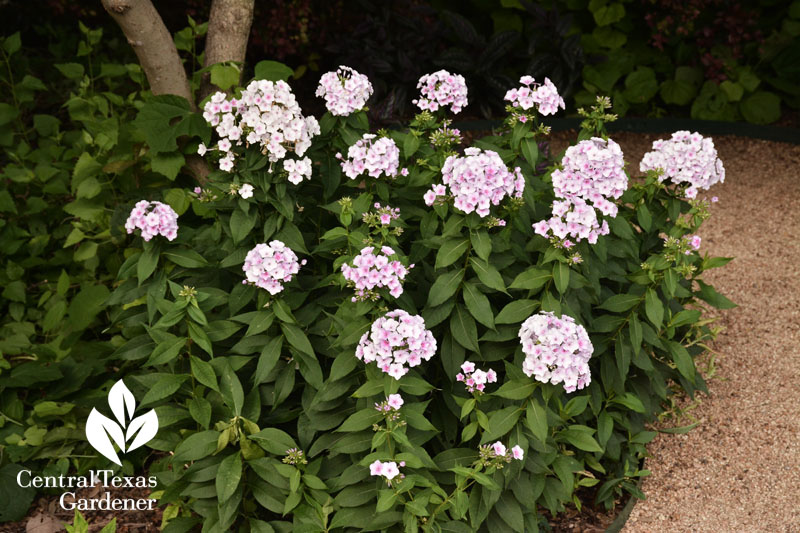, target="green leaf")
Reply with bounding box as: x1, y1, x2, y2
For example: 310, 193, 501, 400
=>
462, 281, 494, 329
188, 322, 213, 356
623, 67, 658, 104
660, 79, 697, 106
644, 288, 663, 329
629, 314, 642, 352
55, 62, 84, 80
526, 399, 548, 443
0, 189, 16, 213
210, 63, 240, 91
427, 269, 464, 307
553, 262, 570, 294
670, 309, 701, 328
164, 248, 208, 268
597, 411, 613, 447
436, 238, 470, 269
2, 32, 21, 55
134, 95, 193, 154
0, 464, 36, 521
740, 91, 781, 124
275, 222, 308, 254
173, 431, 219, 462
146, 336, 186, 366
493, 380, 535, 400
376, 489, 397, 513
230, 209, 257, 244
151, 151, 185, 180
141, 374, 187, 406
450, 304, 480, 352
249, 428, 298, 455
469, 257, 506, 293
404, 133, 420, 158
611, 392, 646, 413
67, 284, 109, 330
509, 267, 550, 291
521, 138, 538, 167
216, 452, 242, 502
720, 80, 744, 102
190, 355, 219, 392
254, 60, 294, 82
220, 363, 245, 415
188, 397, 212, 428
496, 493, 525, 532
560, 427, 603, 452
470, 230, 492, 261
667, 341, 696, 383
254, 336, 283, 386
592, 2, 625, 26
482, 406, 522, 442
137, 246, 159, 284
158, 190, 190, 222
495, 299, 537, 324
336, 408, 383, 432
695, 280, 736, 309
599, 293, 641, 312
280, 322, 314, 356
